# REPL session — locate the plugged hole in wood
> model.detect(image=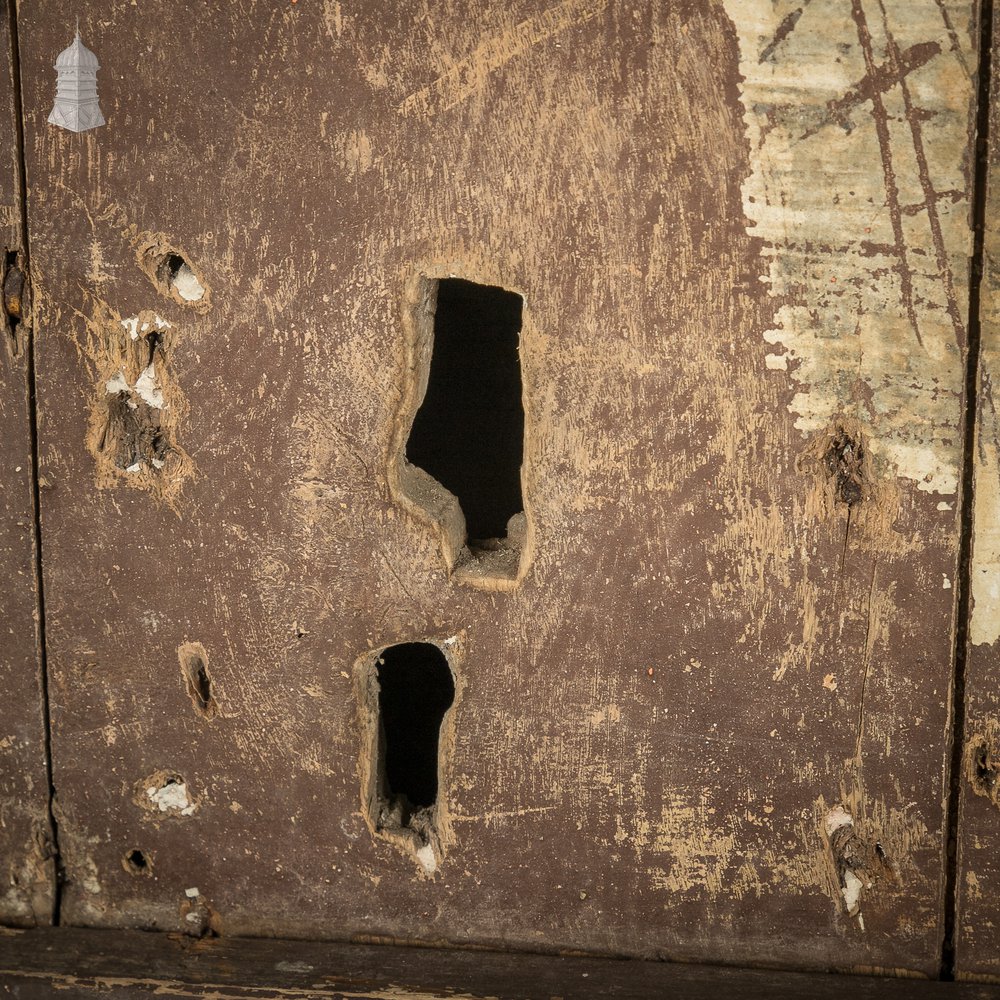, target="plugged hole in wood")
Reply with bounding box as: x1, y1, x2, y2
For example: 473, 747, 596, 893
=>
395, 276, 530, 588
359, 641, 456, 872
158, 253, 205, 303
137, 239, 209, 310
178, 642, 217, 720
123, 848, 152, 876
